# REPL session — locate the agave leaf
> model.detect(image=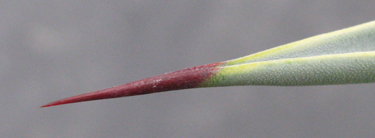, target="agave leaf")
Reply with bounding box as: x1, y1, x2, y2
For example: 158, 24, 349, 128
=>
202, 52, 375, 86
42, 21, 375, 107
